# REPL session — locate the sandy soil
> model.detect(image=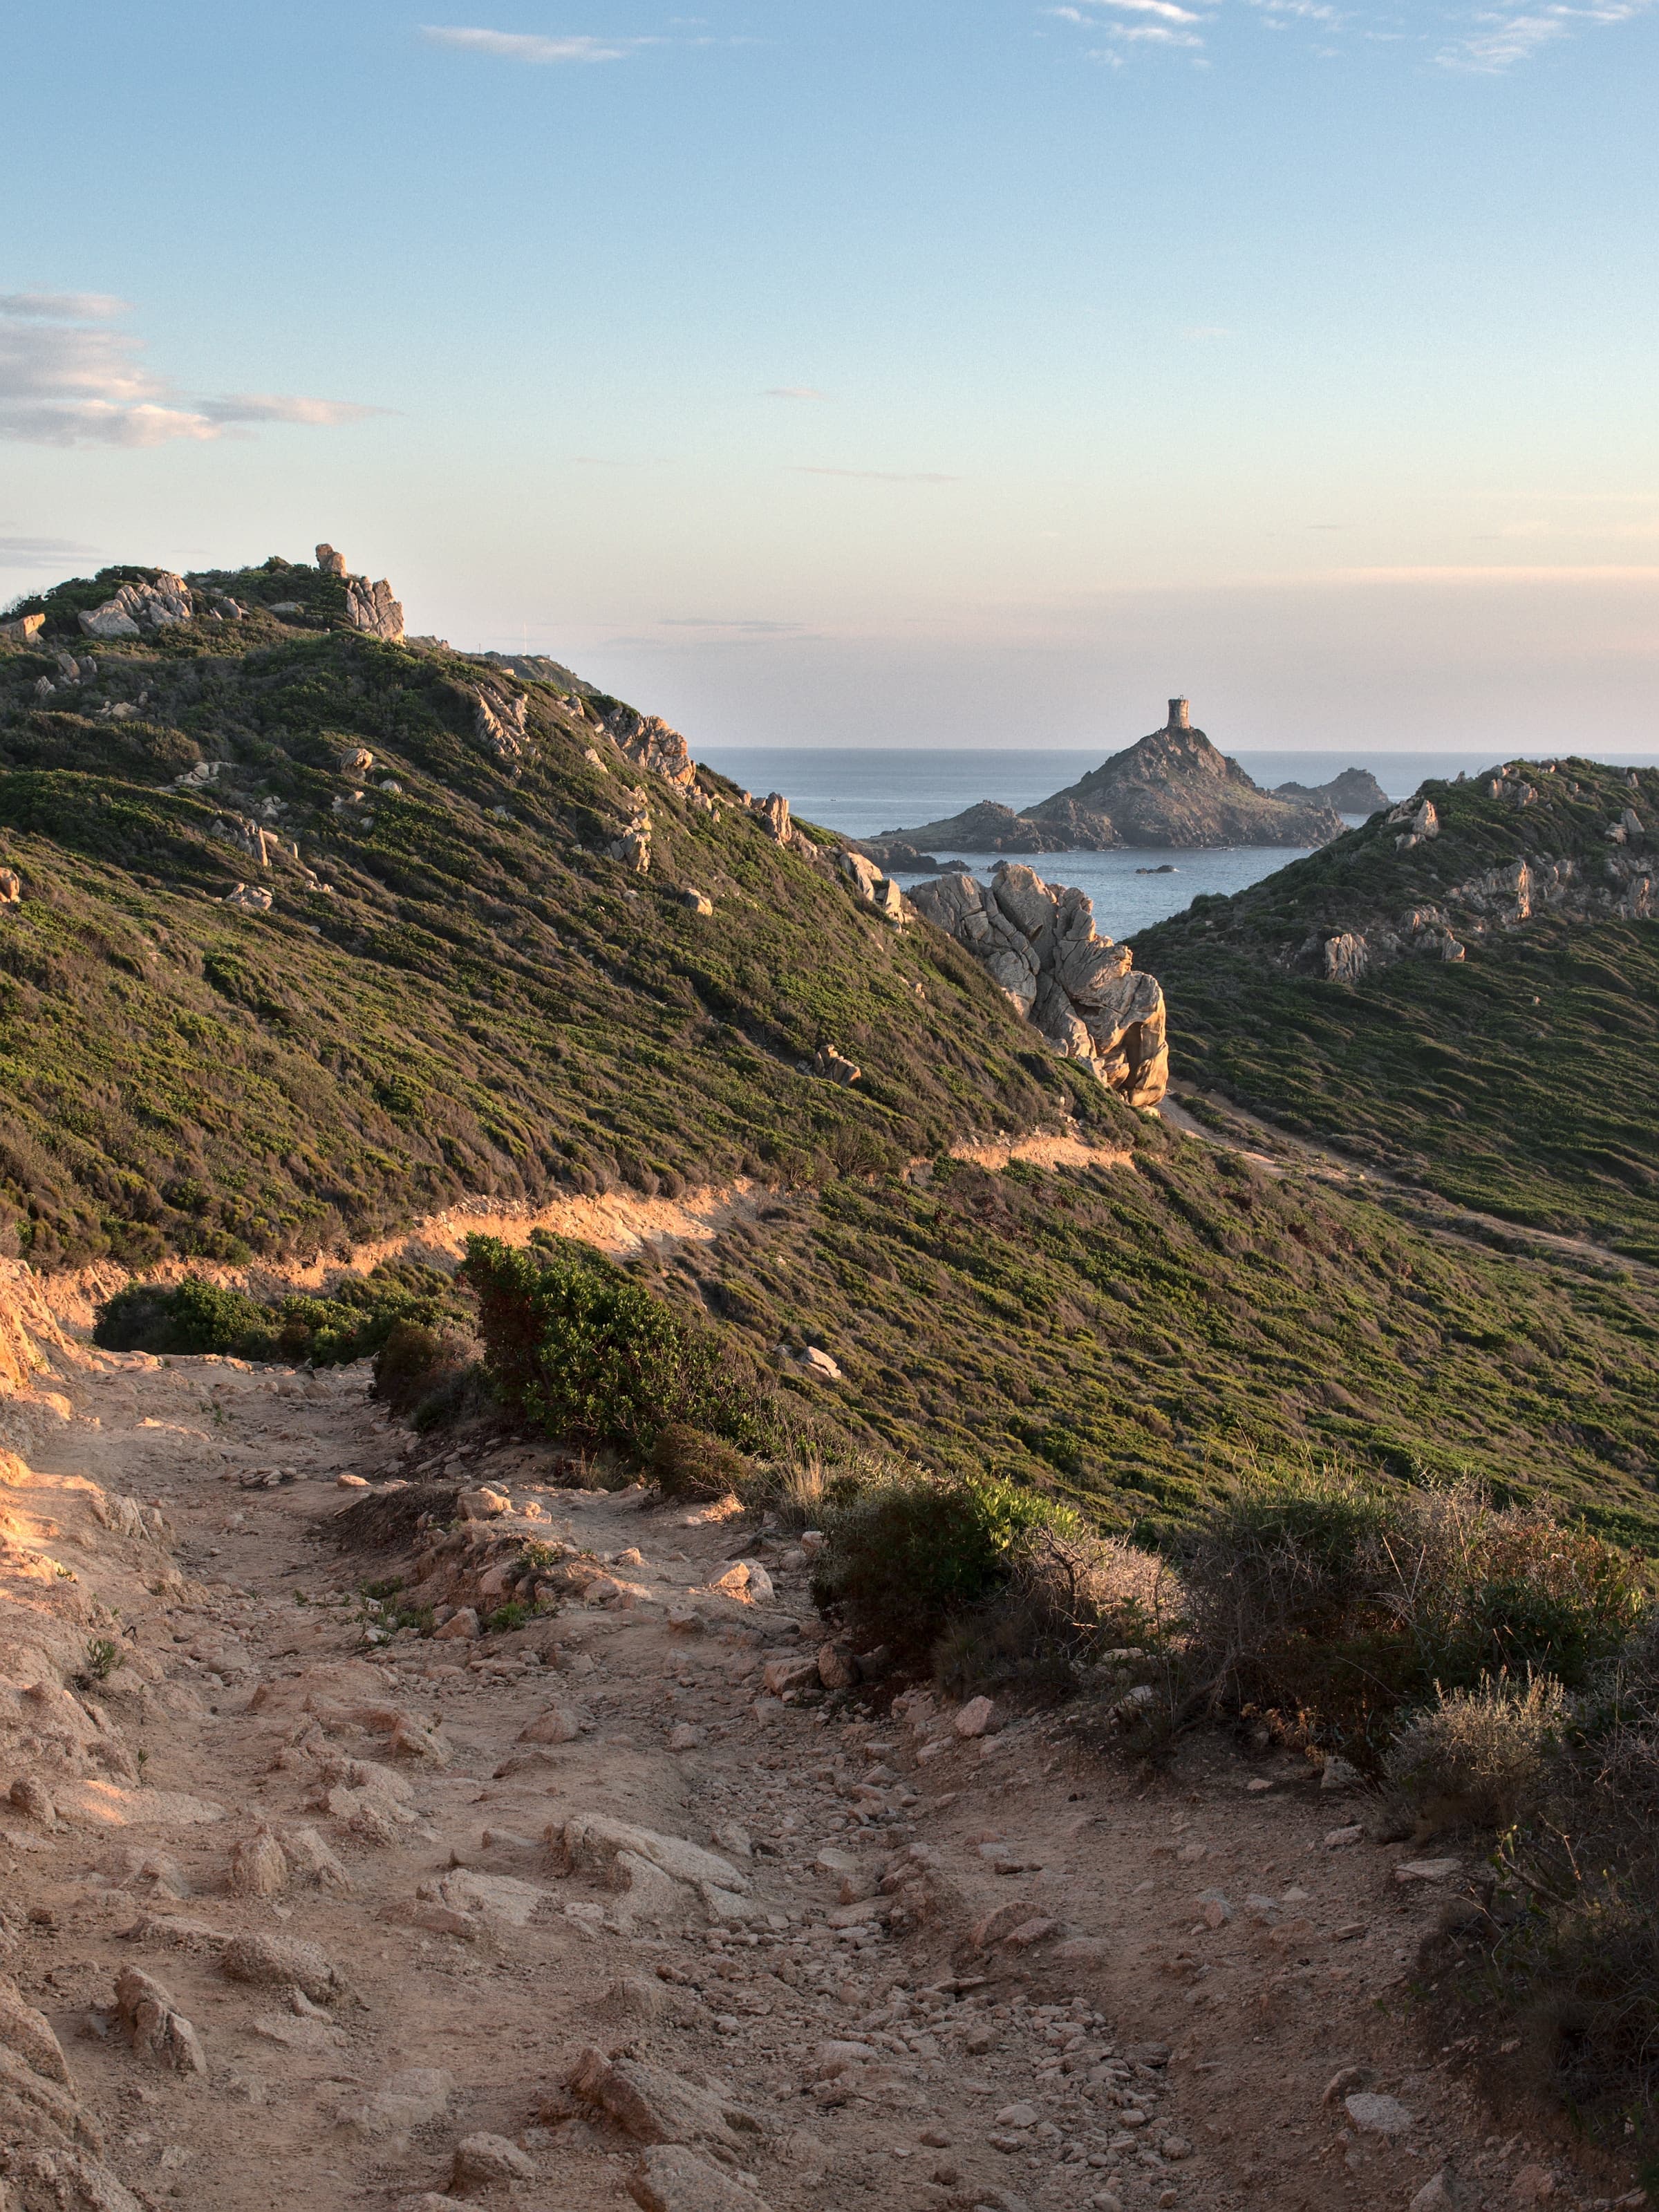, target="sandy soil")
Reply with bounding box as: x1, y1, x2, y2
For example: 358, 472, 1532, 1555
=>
0, 1288, 1635, 2212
